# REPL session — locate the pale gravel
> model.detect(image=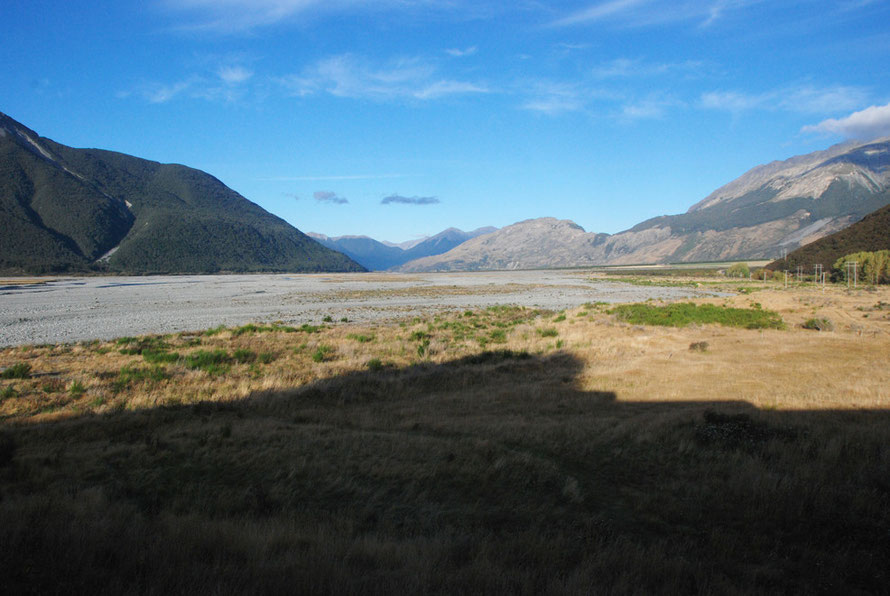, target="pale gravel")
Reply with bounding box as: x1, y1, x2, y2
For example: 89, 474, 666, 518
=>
0, 270, 718, 347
